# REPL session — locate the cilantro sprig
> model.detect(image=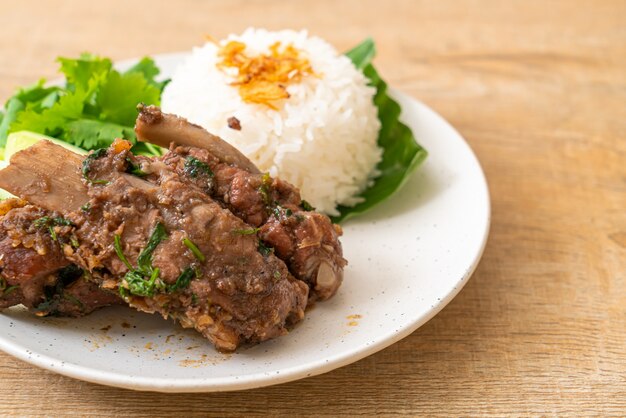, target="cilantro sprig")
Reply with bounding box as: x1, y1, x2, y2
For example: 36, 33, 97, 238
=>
184, 156, 213, 178
115, 223, 169, 297
0, 53, 167, 154
33, 216, 74, 241
115, 223, 200, 297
